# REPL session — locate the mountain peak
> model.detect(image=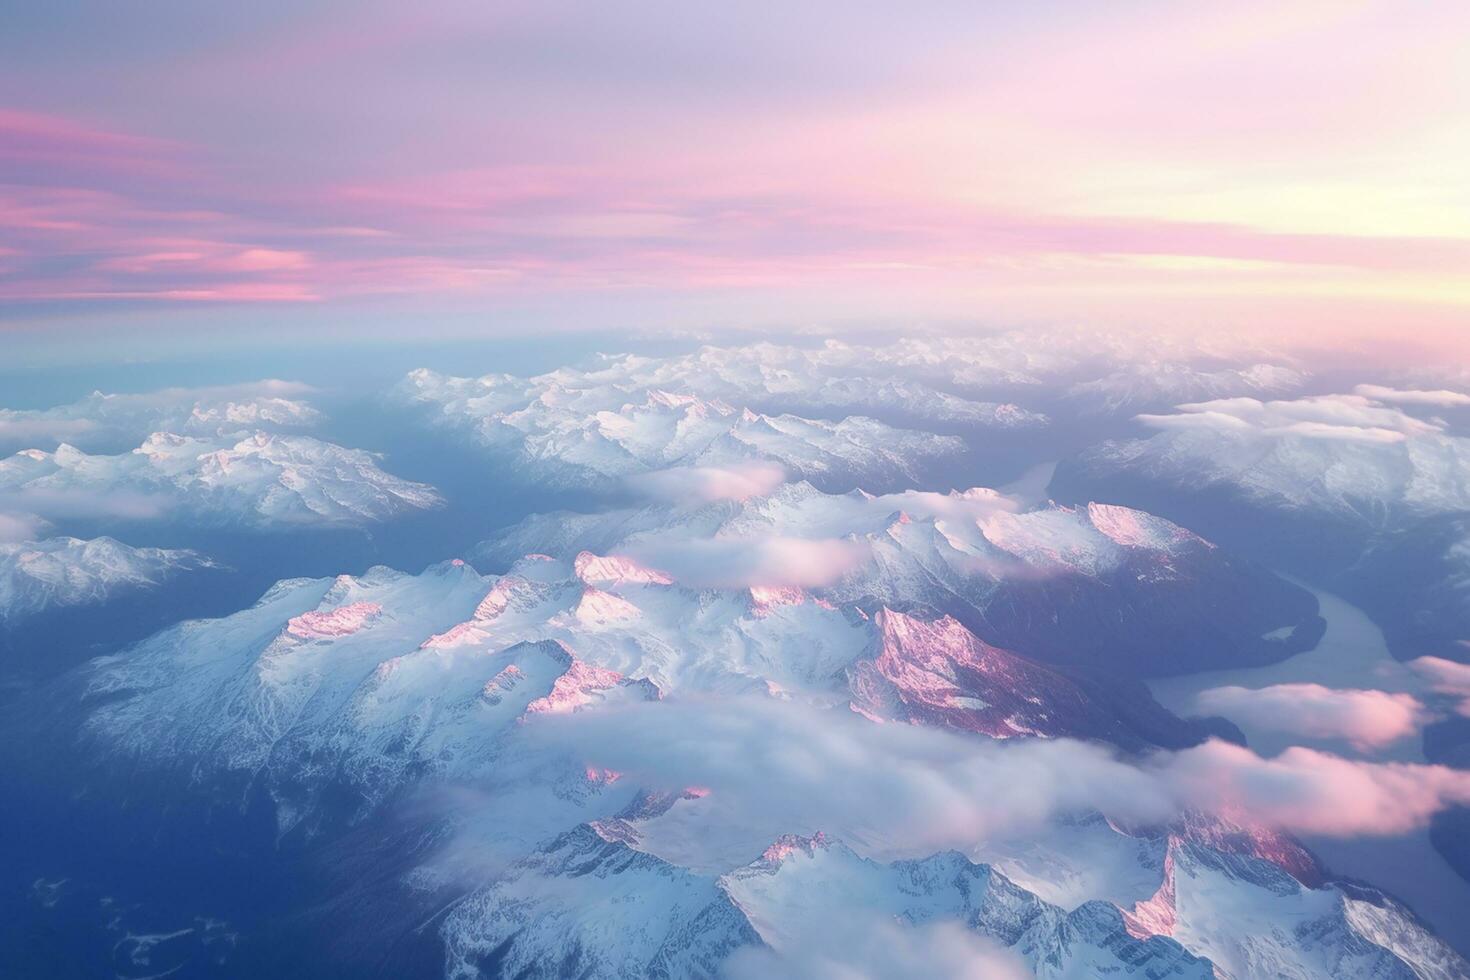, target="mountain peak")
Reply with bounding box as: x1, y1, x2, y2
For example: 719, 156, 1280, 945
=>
758, 832, 831, 865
